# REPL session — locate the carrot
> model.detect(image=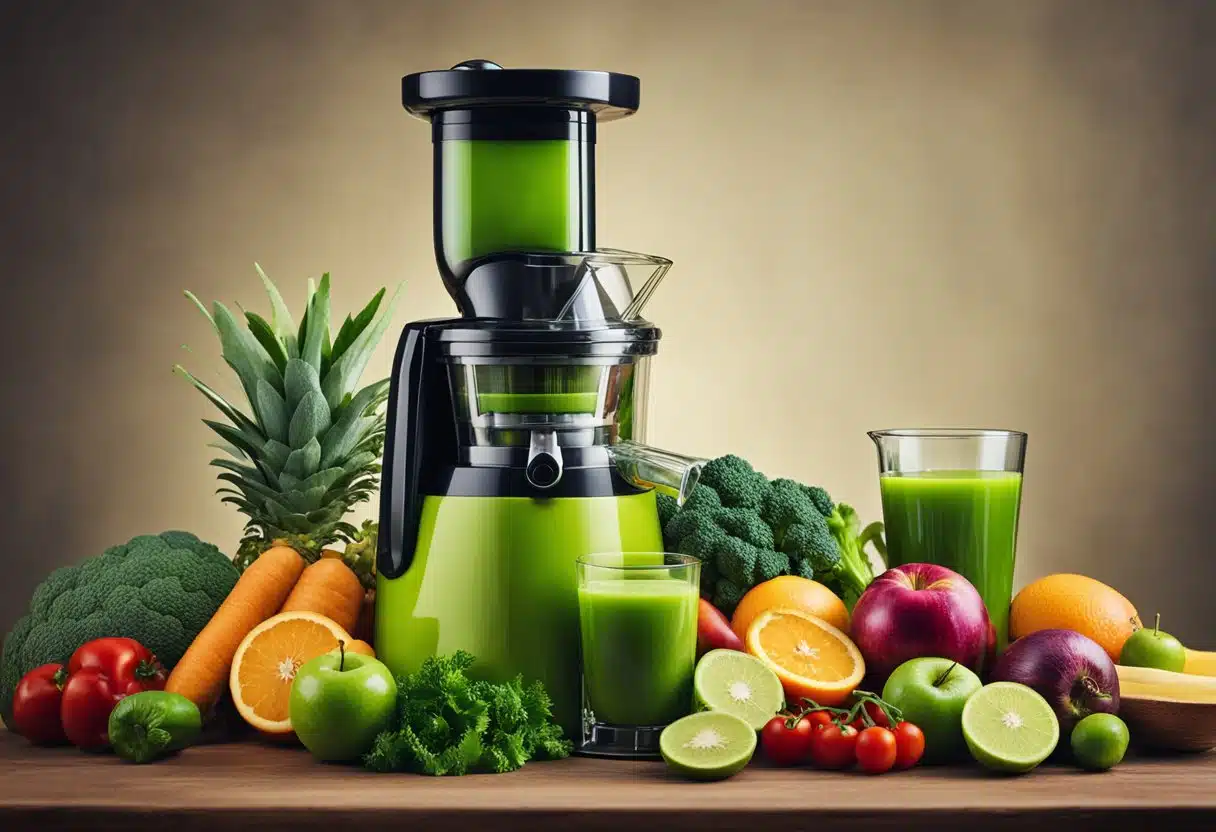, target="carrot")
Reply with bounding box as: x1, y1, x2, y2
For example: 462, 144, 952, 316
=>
278, 558, 364, 633
166, 545, 306, 712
